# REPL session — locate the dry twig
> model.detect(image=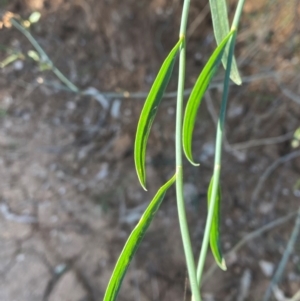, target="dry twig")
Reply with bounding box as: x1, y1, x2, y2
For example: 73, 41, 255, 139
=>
231, 132, 293, 150
201, 211, 297, 286
251, 150, 300, 203
263, 207, 300, 301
